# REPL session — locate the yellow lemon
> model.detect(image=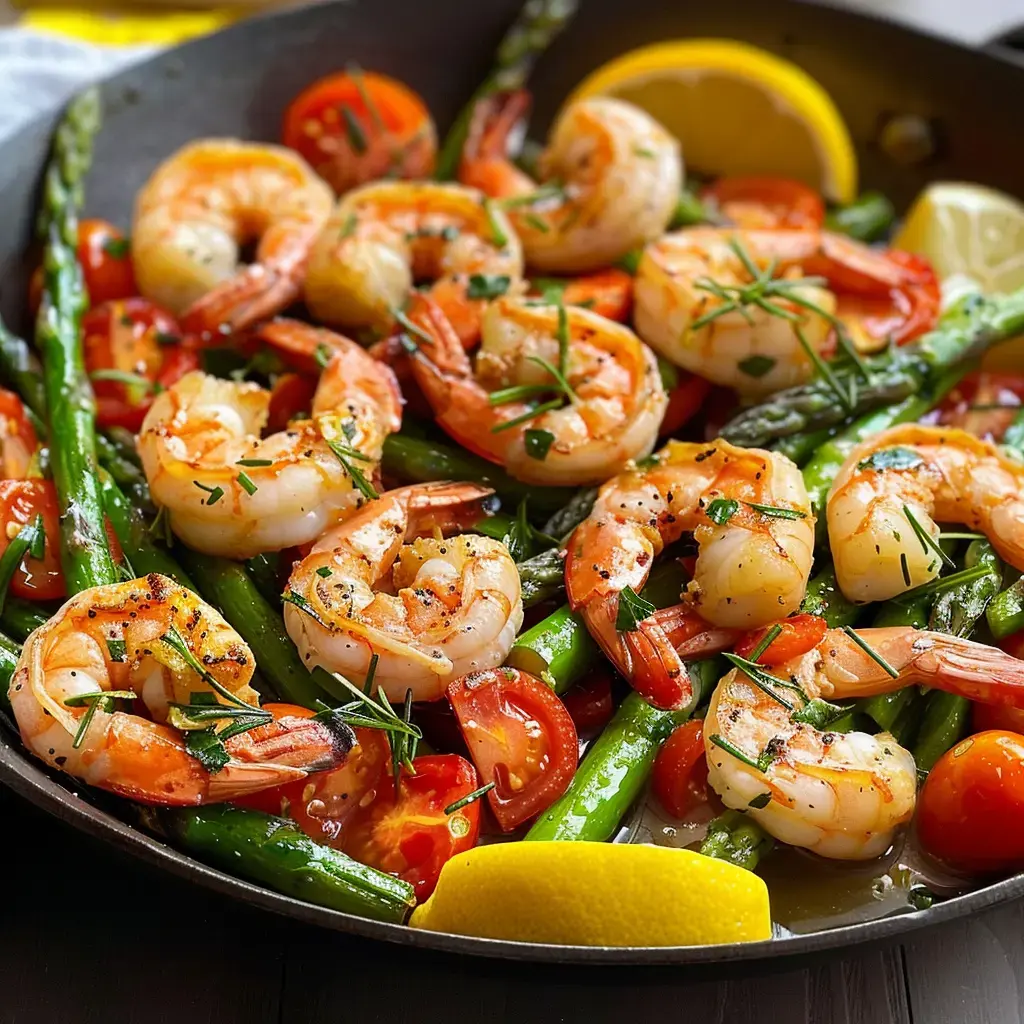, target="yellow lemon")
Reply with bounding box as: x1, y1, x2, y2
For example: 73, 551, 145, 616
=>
20, 8, 241, 47
410, 841, 771, 947
568, 39, 857, 203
